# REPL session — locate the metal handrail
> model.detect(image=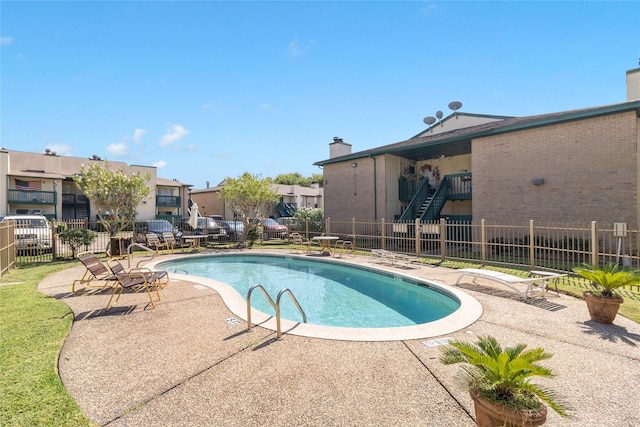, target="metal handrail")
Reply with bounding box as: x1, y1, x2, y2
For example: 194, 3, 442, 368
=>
246, 284, 307, 339
125, 242, 156, 268
246, 284, 276, 331
275, 288, 307, 339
